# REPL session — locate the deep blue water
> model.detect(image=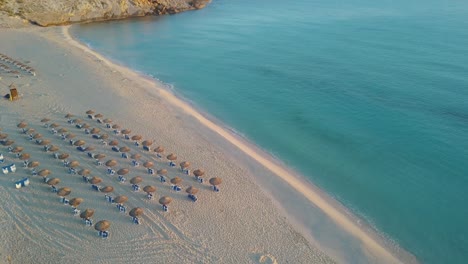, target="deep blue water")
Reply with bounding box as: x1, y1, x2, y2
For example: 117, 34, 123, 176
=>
72, 0, 468, 262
